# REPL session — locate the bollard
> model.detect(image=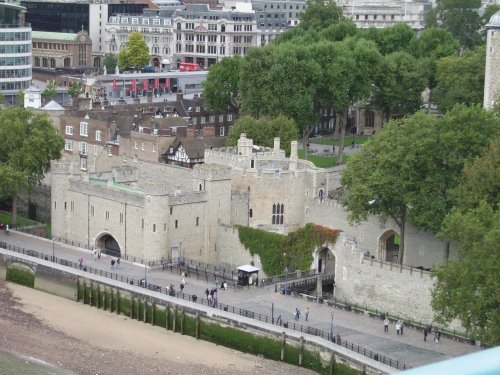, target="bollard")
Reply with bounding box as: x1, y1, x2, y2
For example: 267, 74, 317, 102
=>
280, 332, 286, 361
